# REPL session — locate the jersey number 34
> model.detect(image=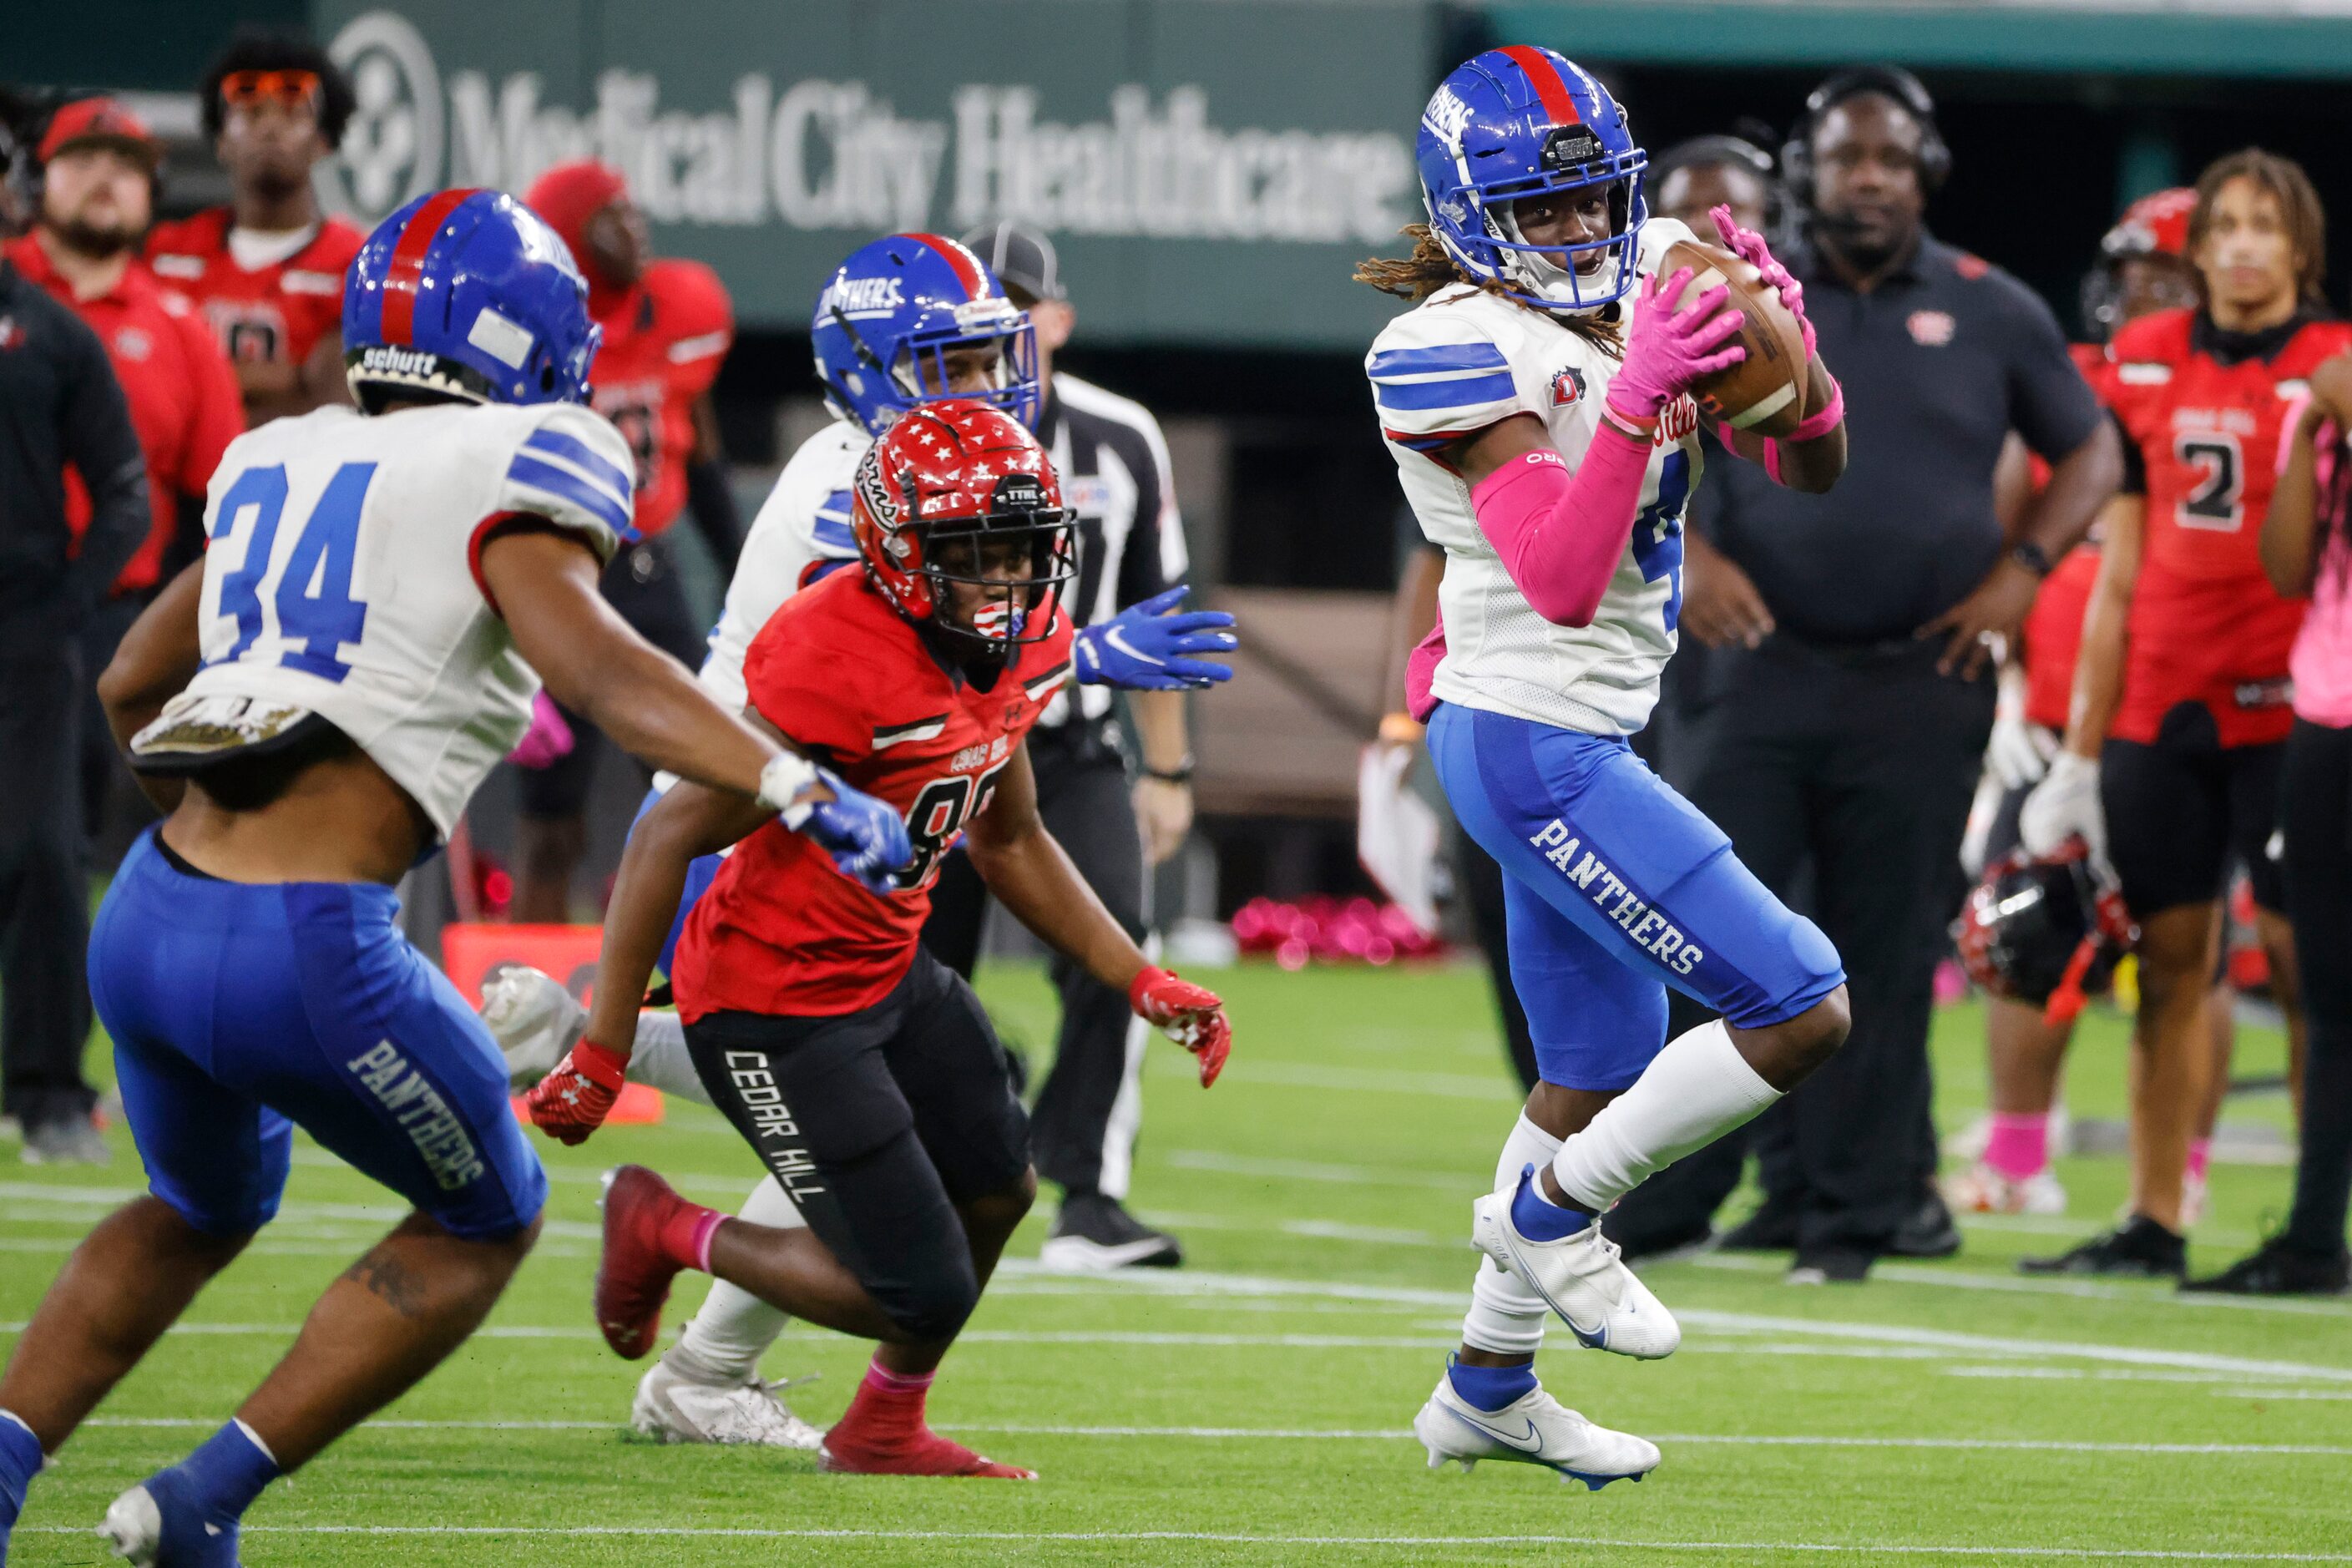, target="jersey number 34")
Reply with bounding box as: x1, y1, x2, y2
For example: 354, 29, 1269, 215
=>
208, 463, 375, 682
